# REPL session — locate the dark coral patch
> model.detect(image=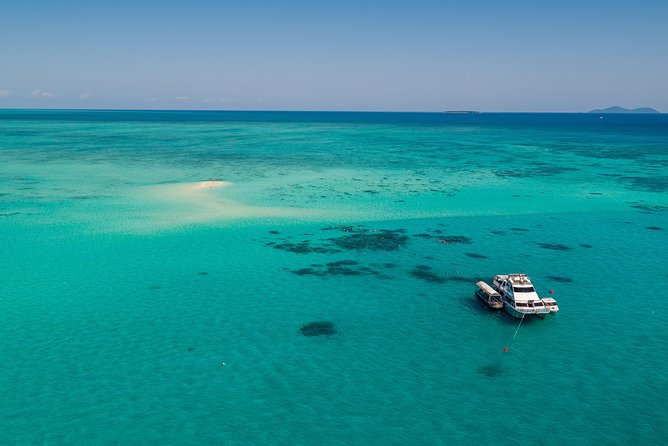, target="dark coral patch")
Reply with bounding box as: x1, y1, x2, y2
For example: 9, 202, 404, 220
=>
579, 244, 593, 248
329, 259, 357, 266
478, 364, 503, 377
493, 166, 579, 178
510, 227, 529, 232
290, 260, 382, 278
621, 176, 668, 193
628, 203, 668, 214
646, 226, 663, 231
491, 230, 506, 236
465, 252, 489, 259
546, 275, 573, 283
410, 265, 480, 284
300, 321, 336, 337
272, 240, 340, 254
269, 230, 281, 234
447, 276, 482, 283
410, 266, 447, 283
414, 232, 471, 244
292, 268, 317, 276
331, 230, 409, 251
321, 225, 356, 232
197, 272, 209, 276
438, 235, 472, 244
324, 260, 363, 276
537, 243, 571, 251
